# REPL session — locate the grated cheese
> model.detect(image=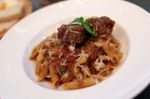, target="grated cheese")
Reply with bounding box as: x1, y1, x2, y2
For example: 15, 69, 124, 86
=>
69, 45, 75, 52
94, 59, 105, 71
48, 51, 55, 58
74, 64, 84, 72
99, 55, 112, 61
60, 59, 67, 66
76, 50, 89, 64
59, 52, 63, 59
94, 41, 102, 47
69, 27, 80, 34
